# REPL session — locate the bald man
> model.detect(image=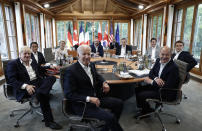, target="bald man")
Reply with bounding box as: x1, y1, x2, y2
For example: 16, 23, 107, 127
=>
63, 45, 123, 131
135, 46, 180, 117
